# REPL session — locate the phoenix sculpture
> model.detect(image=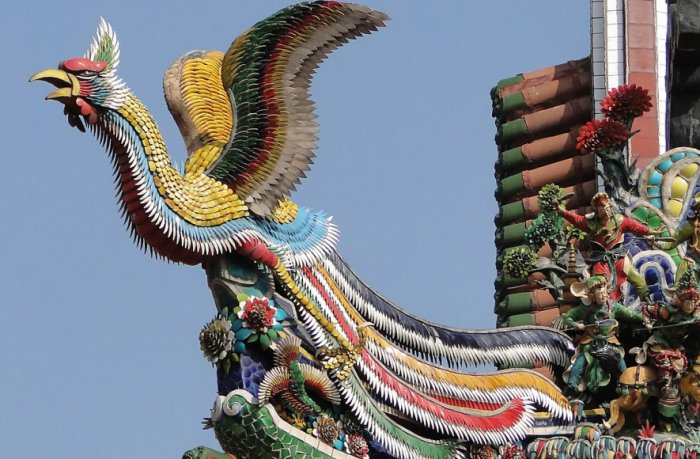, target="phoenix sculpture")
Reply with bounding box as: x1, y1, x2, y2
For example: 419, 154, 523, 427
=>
32, 2, 574, 458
